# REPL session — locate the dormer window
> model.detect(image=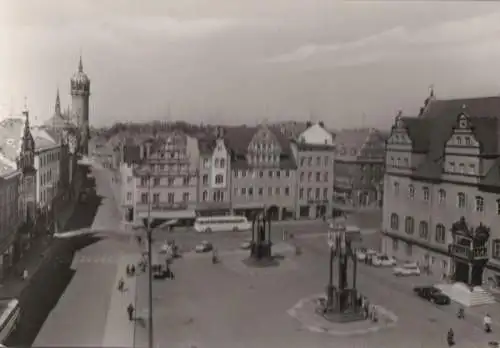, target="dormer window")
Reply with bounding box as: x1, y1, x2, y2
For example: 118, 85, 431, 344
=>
459, 163, 465, 174
456, 136, 462, 145
465, 137, 471, 145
